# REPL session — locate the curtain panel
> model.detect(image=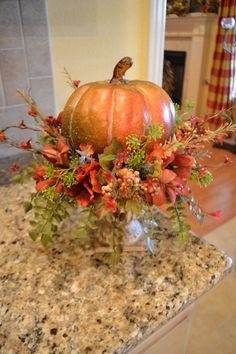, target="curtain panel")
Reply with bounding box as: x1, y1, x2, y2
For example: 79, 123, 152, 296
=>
207, 0, 236, 126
